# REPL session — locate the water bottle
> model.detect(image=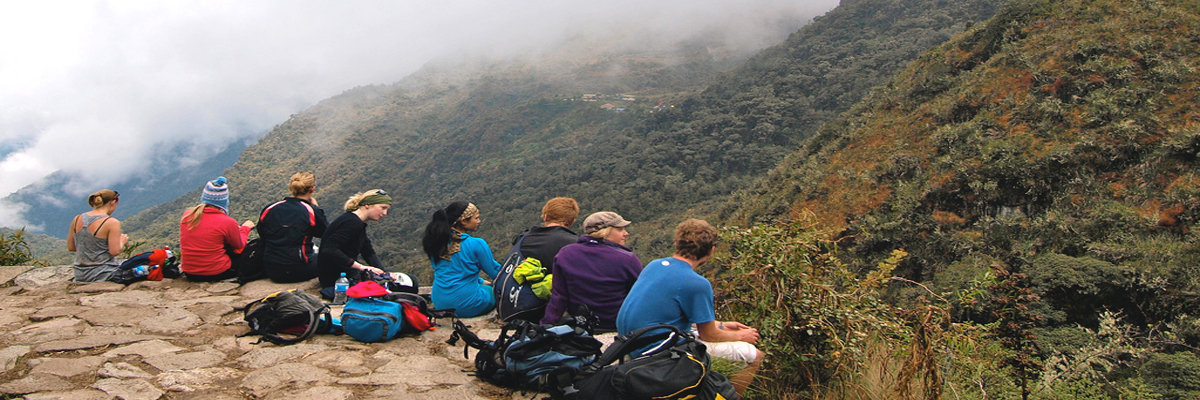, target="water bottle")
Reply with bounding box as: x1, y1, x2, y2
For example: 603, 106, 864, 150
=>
333, 273, 350, 305
133, 265, 150, 277
163, 245, 173, 260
